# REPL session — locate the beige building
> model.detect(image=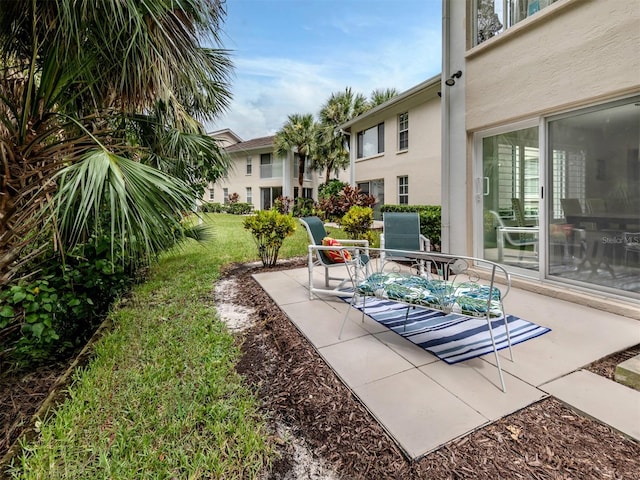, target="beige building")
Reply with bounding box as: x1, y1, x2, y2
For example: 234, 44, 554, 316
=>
205, 130, 323, 210
340, 75, 442, 217
442, 0, 640, 301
